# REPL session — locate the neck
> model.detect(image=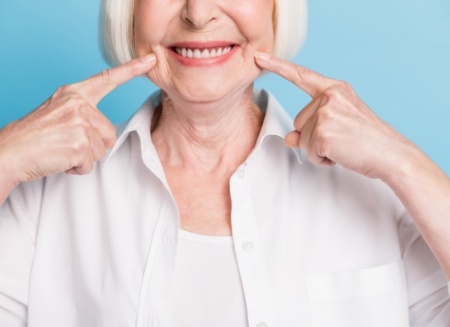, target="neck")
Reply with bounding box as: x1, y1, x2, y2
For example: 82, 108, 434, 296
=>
151, 85, 264, 174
